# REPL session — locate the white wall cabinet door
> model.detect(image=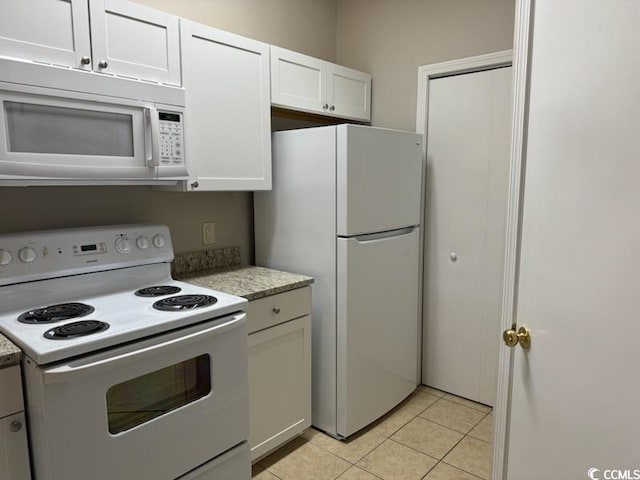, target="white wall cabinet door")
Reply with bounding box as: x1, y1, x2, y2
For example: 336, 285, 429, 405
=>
270, 46, 371, 122
89, 0, 181, 85
248, 314, 311, 462
271, 46, 326, 116
181, 21, 271, 191
0, 0, 91, 70
327, 64, 371, 122
422, 66, 512, 407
